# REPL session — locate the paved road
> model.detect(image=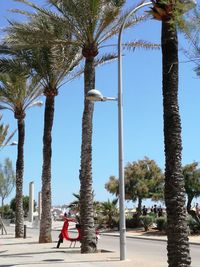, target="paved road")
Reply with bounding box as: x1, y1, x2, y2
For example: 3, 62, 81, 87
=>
98, 235, 200, 267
